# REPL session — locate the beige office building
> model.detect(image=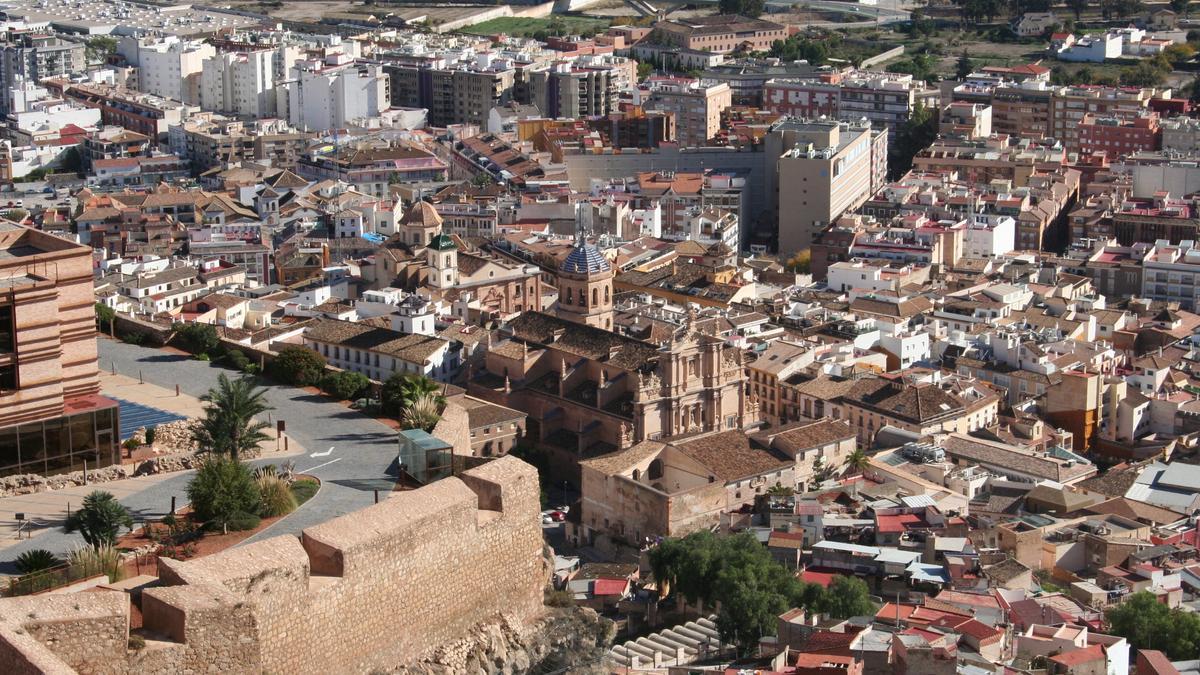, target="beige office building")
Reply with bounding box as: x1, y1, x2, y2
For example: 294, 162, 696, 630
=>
767, 118, 888, 254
